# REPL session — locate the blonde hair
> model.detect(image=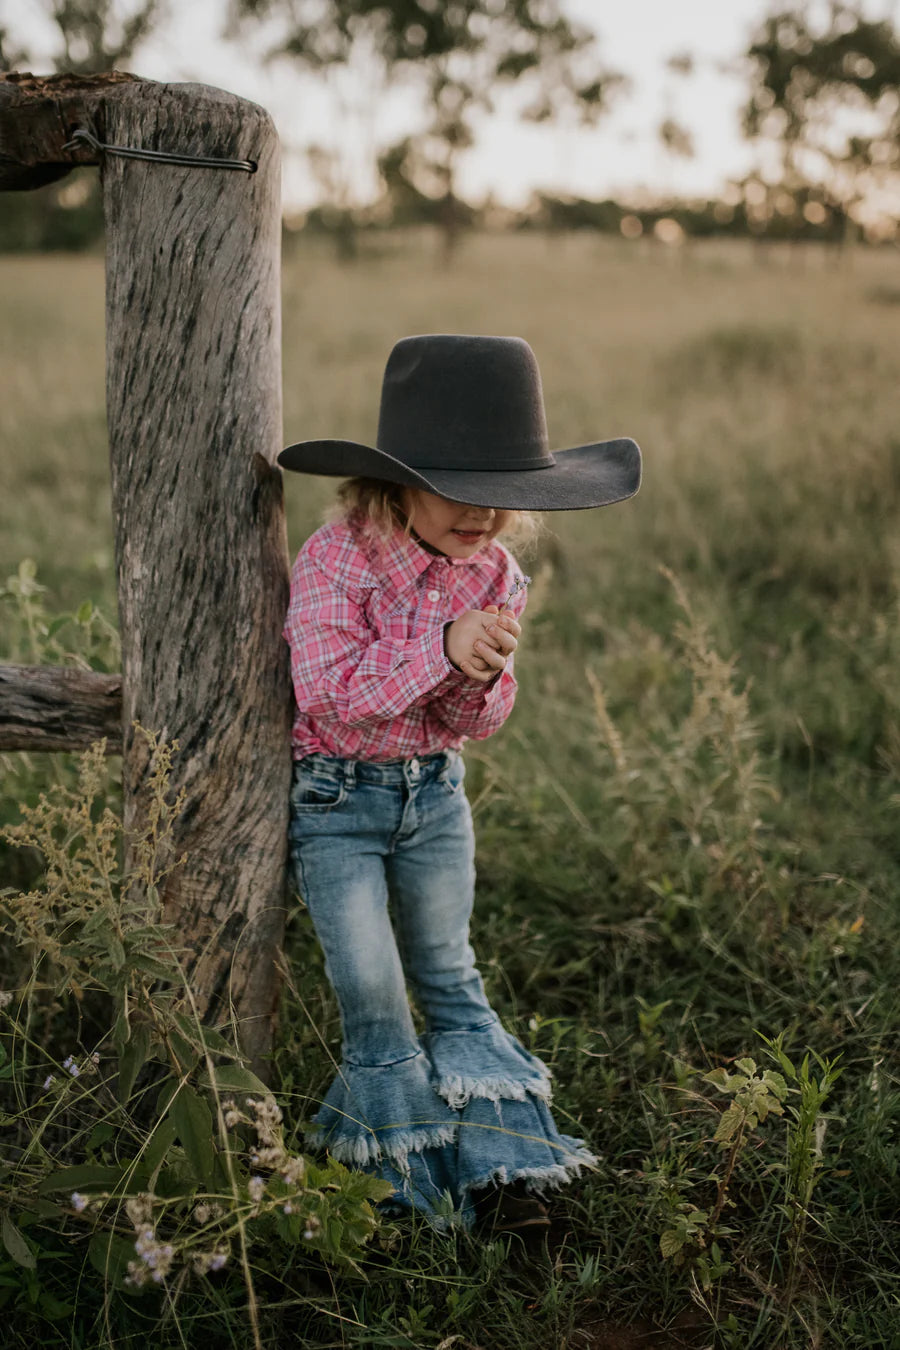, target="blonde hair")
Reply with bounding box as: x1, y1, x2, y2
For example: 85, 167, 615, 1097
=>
333, 477, 408, 538
332, 477, 541, 553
